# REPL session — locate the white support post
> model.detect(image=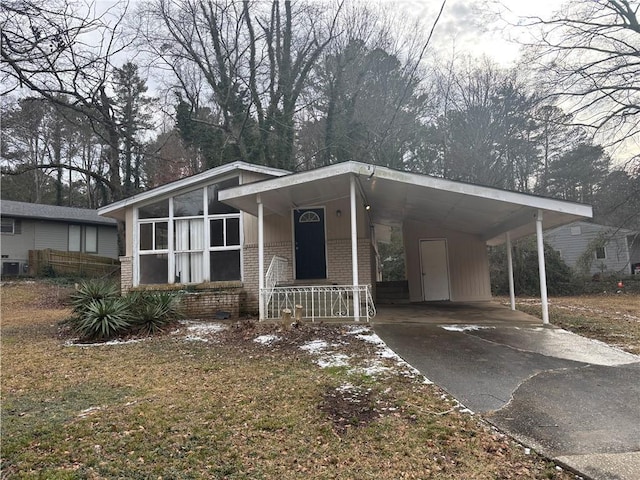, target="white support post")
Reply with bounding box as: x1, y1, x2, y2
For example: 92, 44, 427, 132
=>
350, 176, 361, 322
258, 195, 265, 321
506, 231, 515, 311
535, 210, 550, 324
